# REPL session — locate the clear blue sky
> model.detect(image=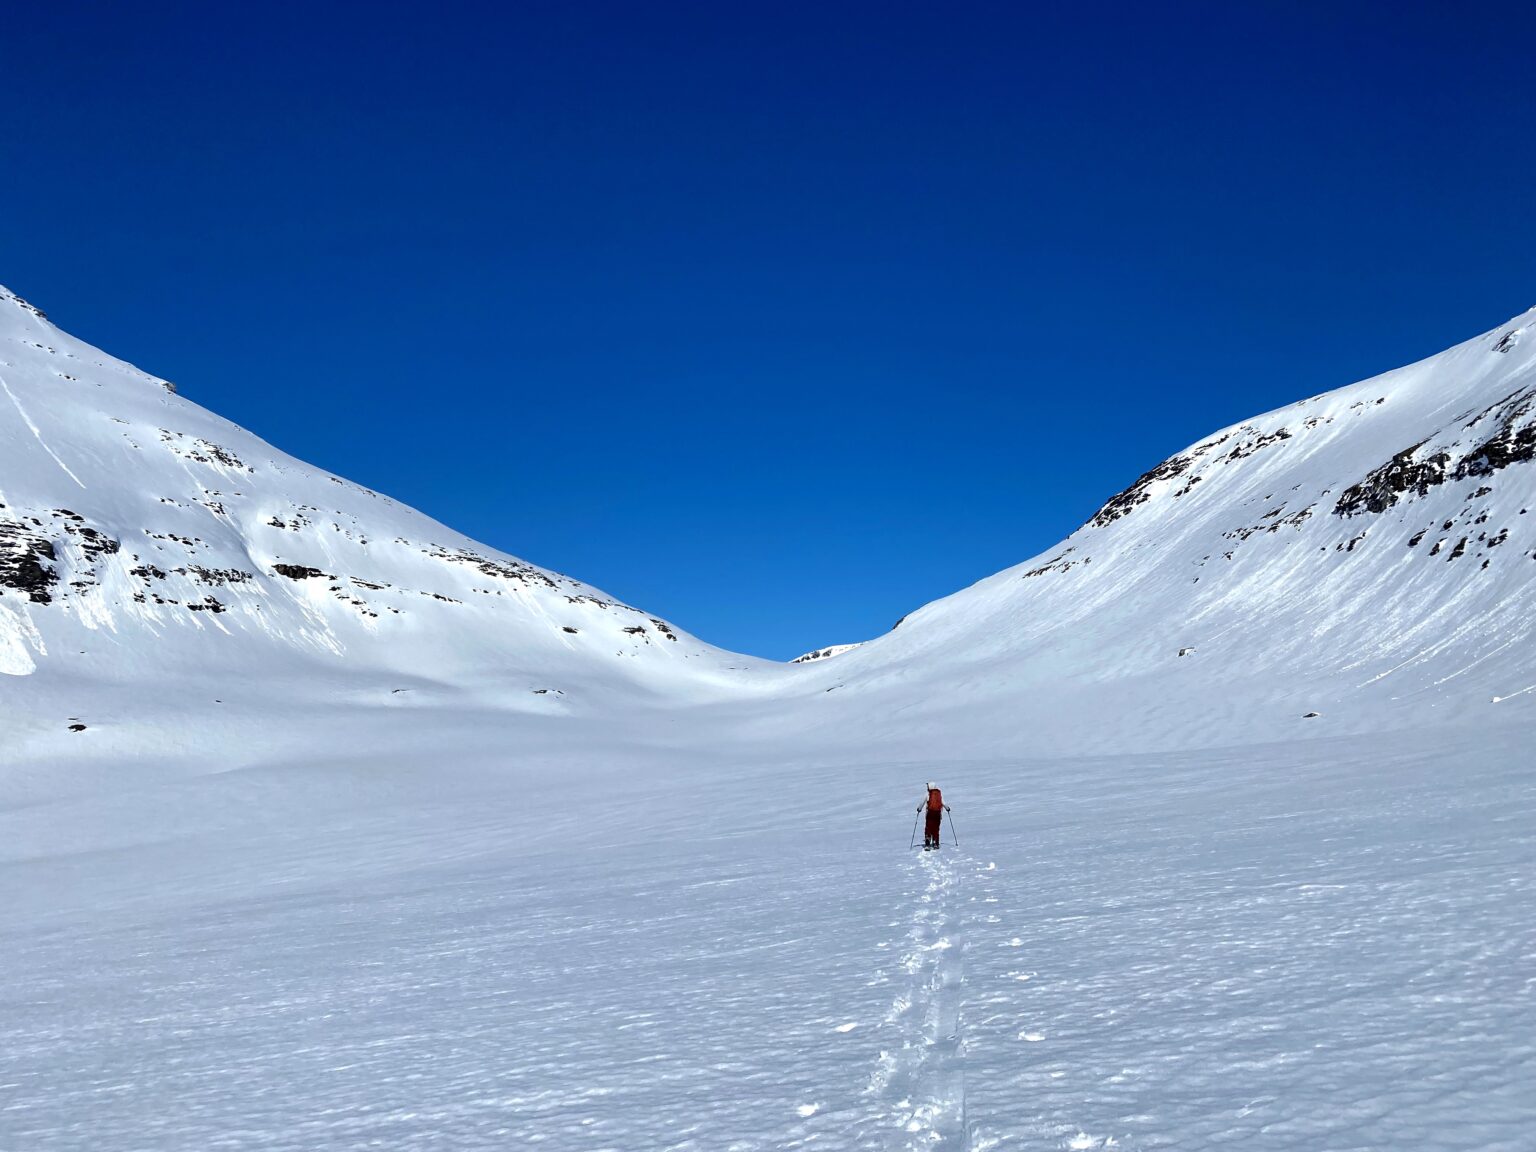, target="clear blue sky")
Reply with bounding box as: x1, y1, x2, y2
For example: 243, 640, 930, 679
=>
3, 2, 1533, 659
